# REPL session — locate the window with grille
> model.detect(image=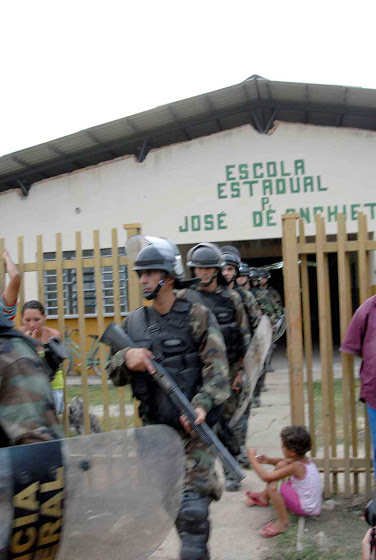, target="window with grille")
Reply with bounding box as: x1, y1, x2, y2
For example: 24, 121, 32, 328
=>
43, 248, 128, 316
